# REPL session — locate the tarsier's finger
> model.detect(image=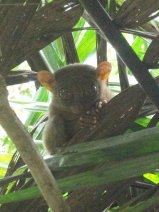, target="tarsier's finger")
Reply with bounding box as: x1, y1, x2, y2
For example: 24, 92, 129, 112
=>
95, 100, 108, 111
93, 100, 108, 121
